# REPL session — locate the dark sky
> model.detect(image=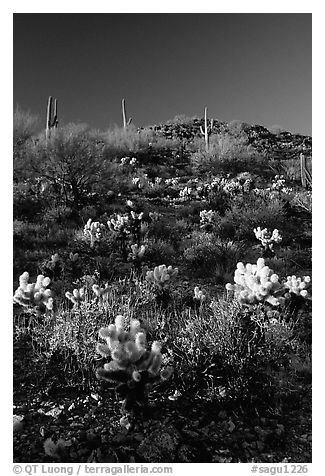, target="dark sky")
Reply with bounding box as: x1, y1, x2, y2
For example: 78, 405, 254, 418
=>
13, 13, 312, 135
